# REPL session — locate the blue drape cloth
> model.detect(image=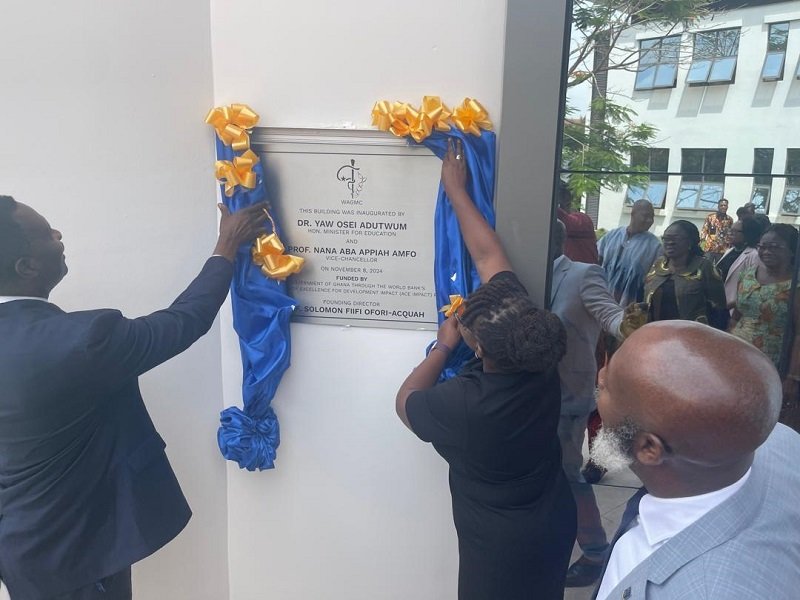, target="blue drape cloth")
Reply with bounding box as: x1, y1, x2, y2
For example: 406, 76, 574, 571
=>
419, 129, 497, 380
214, 139, 297, 470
